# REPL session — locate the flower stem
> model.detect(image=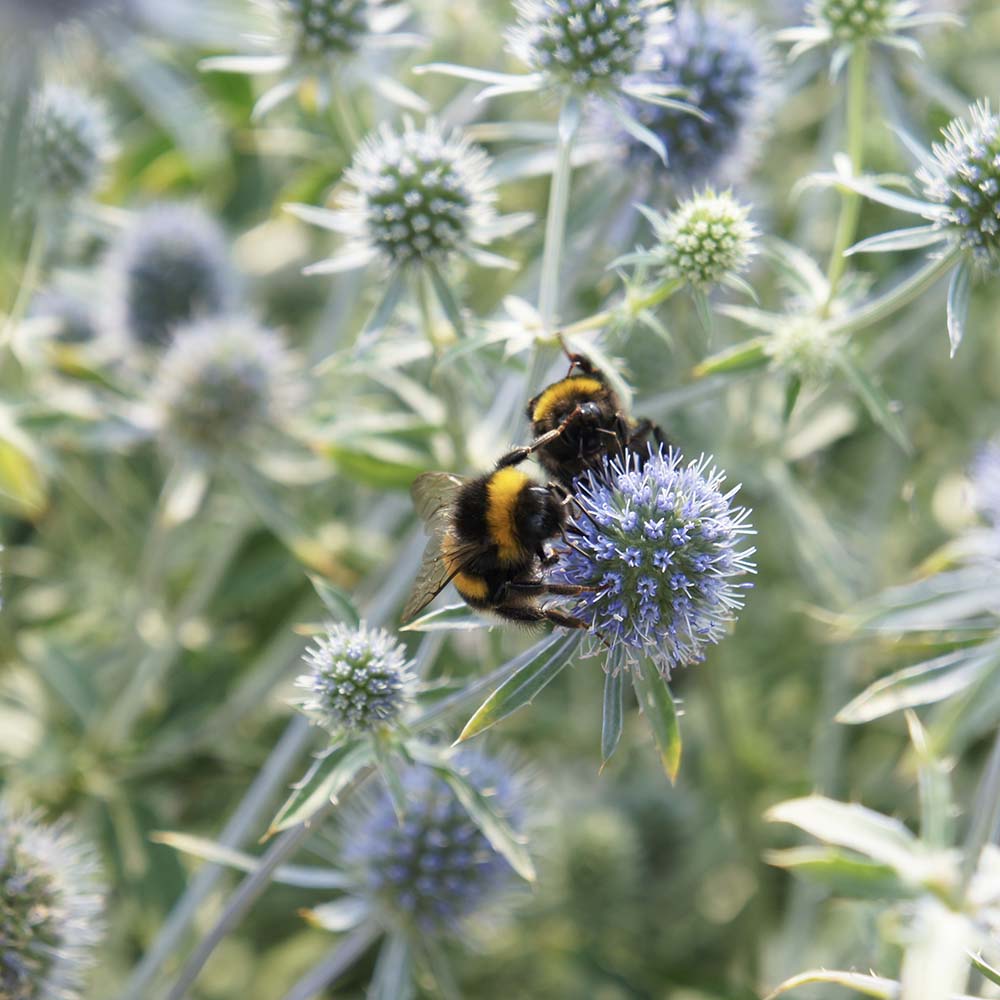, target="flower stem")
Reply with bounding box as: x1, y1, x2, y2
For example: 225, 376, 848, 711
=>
825, 246, 961, 337
561, 278, 682, 337
821, 40, 869, 317
538, 97, 580, 336
280, 923, 381, 1000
